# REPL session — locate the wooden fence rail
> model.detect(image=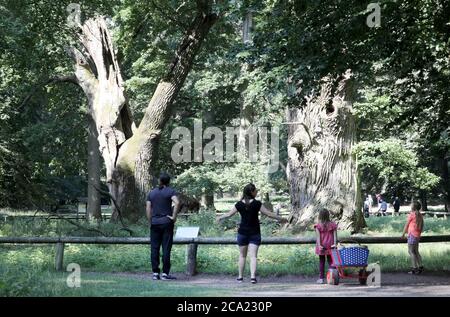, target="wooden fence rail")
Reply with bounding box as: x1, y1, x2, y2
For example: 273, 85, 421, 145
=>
1, 235, 450, 275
